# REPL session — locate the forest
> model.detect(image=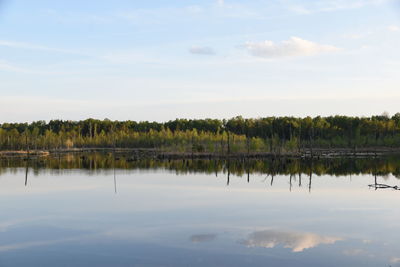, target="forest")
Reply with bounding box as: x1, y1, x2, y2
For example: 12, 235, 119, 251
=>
1, 114, 400, 153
